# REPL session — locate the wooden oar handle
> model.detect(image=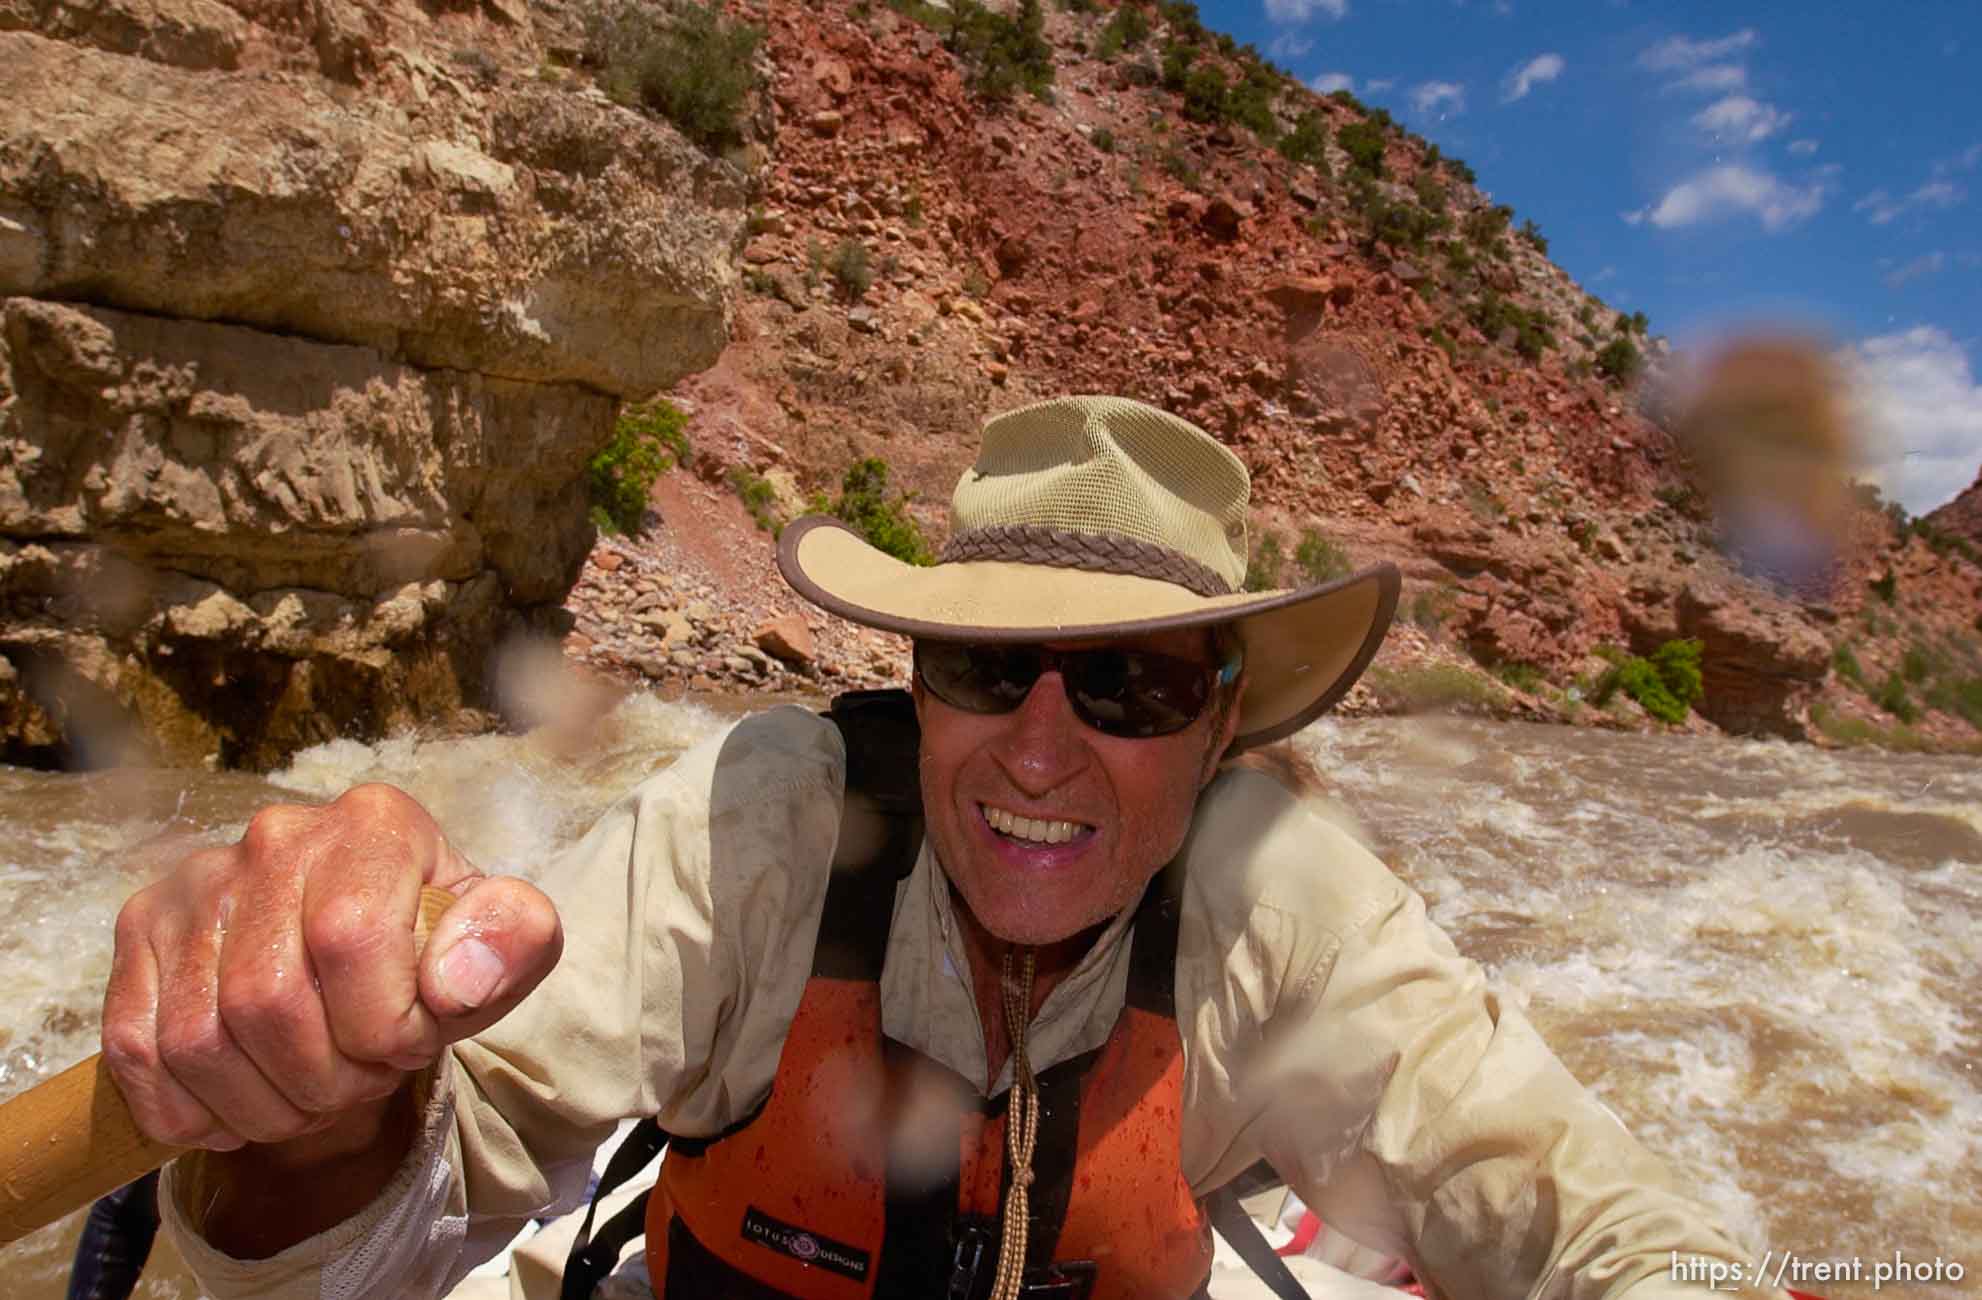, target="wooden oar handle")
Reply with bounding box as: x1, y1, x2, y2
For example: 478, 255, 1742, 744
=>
0, 884, 459, 1246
